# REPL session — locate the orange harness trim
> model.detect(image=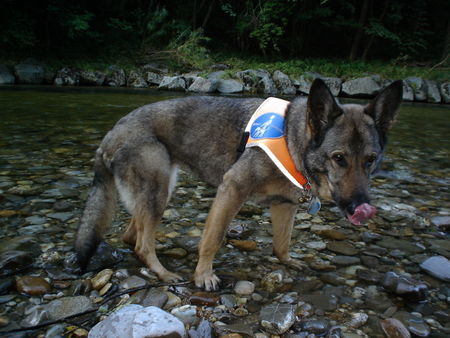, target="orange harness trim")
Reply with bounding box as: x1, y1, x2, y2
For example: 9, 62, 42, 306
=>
245, 97, 310, 190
